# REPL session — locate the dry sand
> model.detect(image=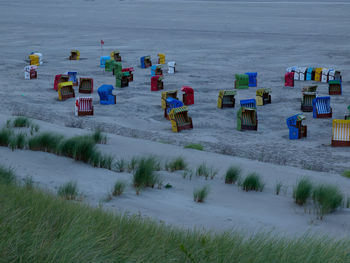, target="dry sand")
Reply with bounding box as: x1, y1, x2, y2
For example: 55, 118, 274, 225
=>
1, 0, 350, 238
